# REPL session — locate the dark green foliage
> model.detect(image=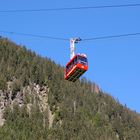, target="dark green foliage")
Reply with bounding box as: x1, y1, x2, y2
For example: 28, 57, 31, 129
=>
0, 78, 6, 90
0, 37, 140, 140
0, 105, 49, 140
